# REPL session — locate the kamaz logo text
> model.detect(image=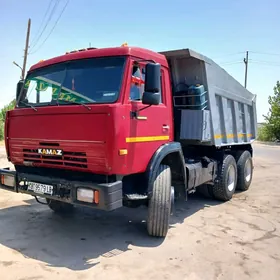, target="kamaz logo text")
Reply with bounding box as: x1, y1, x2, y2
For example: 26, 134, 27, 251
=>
38, 148, 63, 156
